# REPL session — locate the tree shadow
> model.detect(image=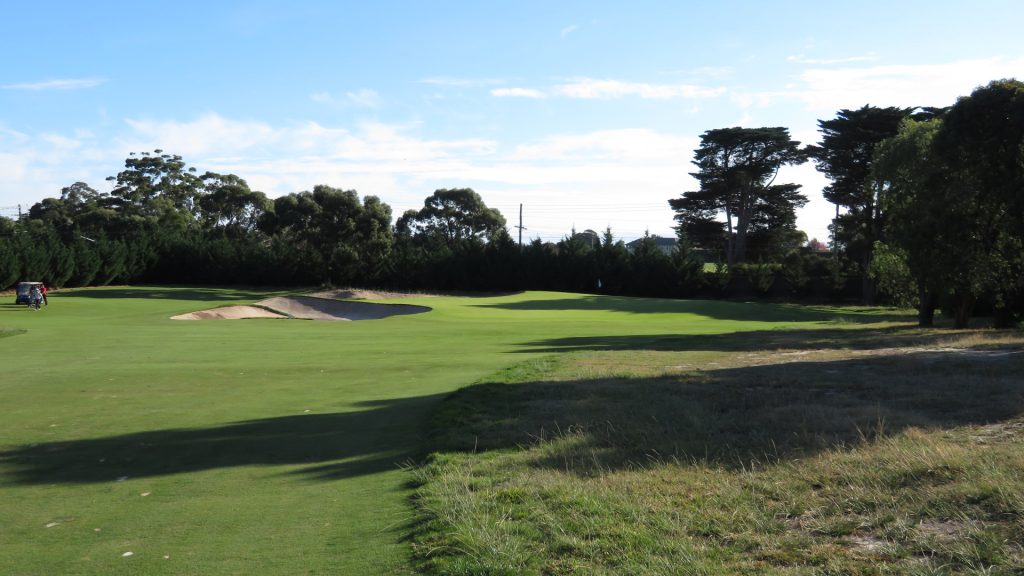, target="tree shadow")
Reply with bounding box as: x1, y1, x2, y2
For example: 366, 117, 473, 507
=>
474, 295, 911, 324
427, 350, 1024, 474
0, 394, 444, 486
515, 325, 965, 354
0, 303, 36, 314
58, 286, 289, 302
